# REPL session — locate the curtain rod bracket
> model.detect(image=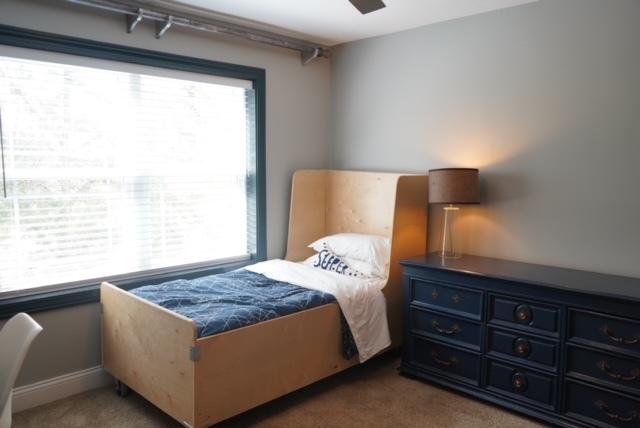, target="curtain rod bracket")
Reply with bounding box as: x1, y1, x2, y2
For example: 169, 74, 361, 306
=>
126, 8, 143, 33
301, 48, 321, 66
155, 15, 173, 39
